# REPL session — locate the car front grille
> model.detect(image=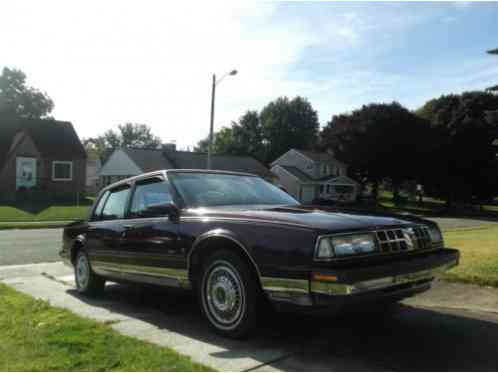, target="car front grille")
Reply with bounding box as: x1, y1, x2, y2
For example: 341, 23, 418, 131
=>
375, 226, 432, 253
412, 226, 432, 250
376, 229, 408, 252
